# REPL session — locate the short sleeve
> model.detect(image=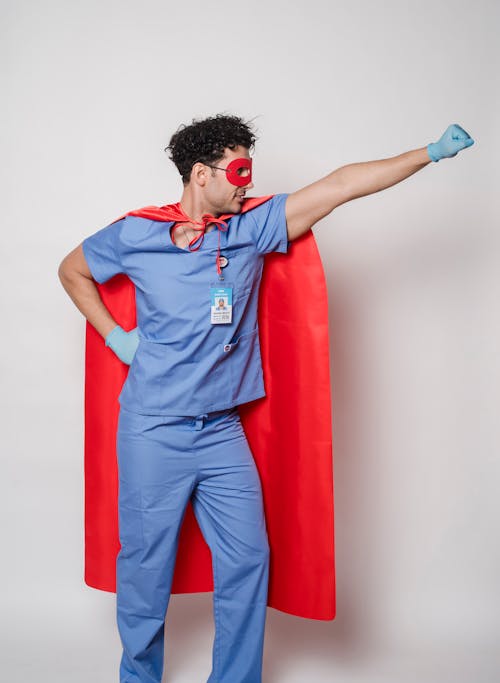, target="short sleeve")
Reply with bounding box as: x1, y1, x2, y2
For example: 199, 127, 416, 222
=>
82, 218, 125, 284
249, 193, 290, 255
